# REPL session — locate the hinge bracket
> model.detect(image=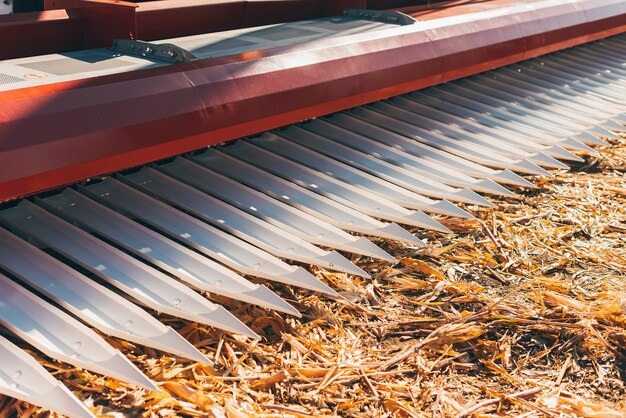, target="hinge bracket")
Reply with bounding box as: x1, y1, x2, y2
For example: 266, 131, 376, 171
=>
344, 9, 417, 25
111, 39, 197, 63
